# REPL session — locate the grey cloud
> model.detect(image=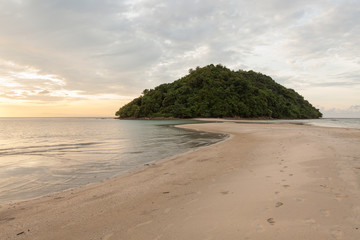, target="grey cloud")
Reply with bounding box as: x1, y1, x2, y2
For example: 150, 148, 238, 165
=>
0, 0, 359, 109
1, 0, 300, 92
333, 71, 360, 82
285, 0, 360, 61
314, 81, 360, 87
38, 90, 50, 95
321, 105, 360, 118
349, 105, 360, 111
311, 71, 360, 87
